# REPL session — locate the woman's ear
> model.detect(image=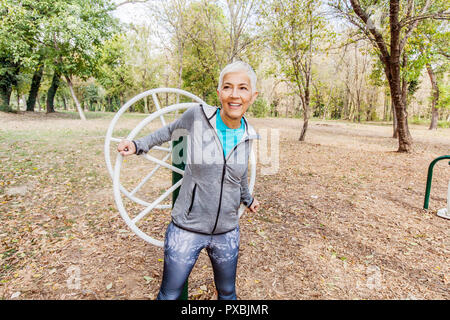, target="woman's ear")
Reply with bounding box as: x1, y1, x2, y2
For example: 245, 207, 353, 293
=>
216, 89, 221, 103
250, 91, 259, 105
